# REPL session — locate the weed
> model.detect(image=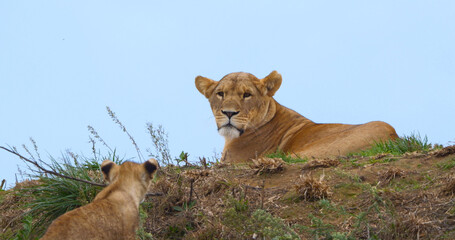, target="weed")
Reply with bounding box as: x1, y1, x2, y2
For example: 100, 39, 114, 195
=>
174, 151, 191, 167
172, 200, 196, 213
146, 122, 173, 166
266, 150, 308, 164
106, 106, 145, 161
